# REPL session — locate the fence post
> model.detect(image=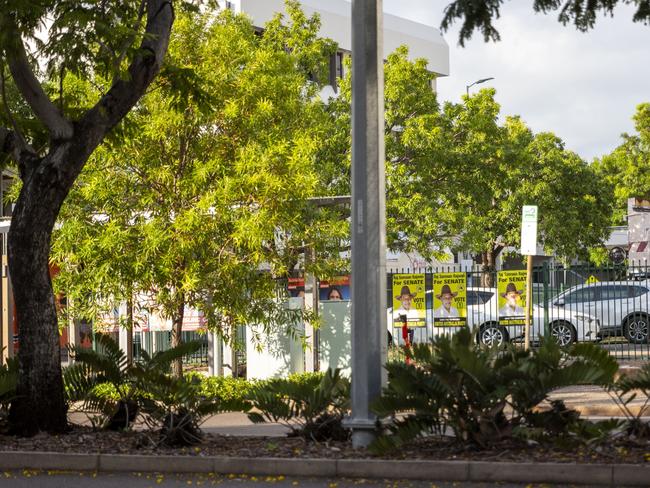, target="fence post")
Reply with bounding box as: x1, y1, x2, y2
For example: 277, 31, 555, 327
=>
543, 260, 550, 338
